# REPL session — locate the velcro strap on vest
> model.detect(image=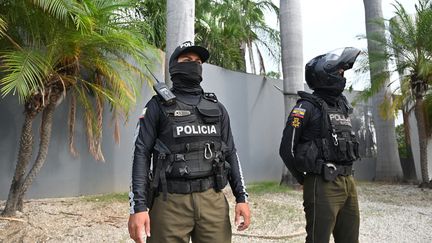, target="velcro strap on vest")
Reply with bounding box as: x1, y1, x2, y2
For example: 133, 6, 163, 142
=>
164, 177, 215, 194
169, 141, 222, 154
